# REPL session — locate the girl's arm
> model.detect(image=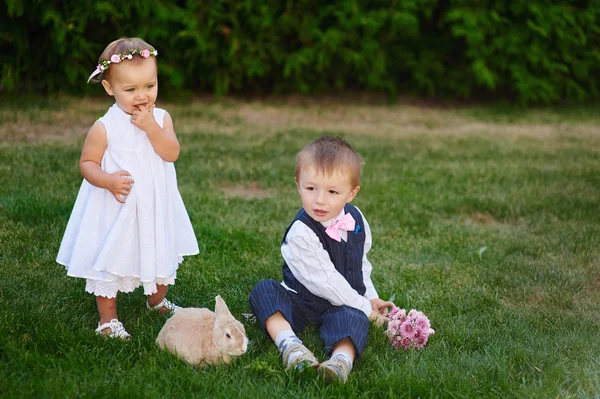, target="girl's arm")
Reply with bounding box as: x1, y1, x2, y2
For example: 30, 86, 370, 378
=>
131, 106, 180, 162
80, 121, 134, 204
